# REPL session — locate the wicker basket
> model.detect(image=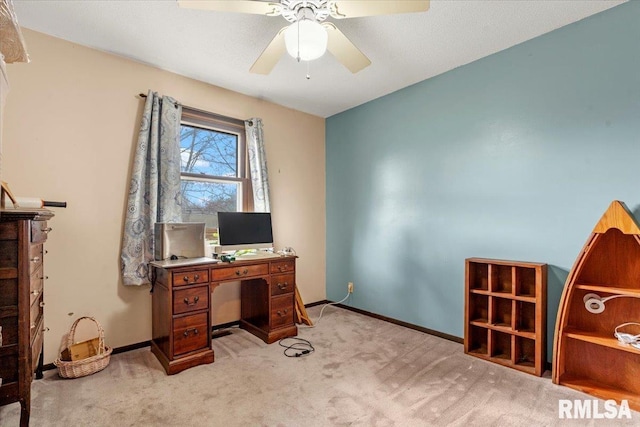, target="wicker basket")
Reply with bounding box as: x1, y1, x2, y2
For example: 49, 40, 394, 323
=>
54, 316, 112, 379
